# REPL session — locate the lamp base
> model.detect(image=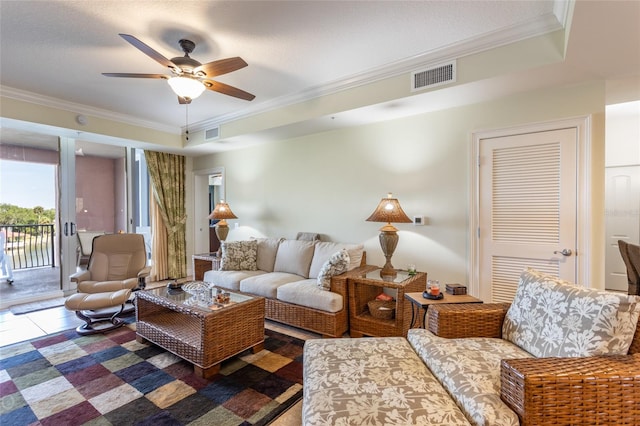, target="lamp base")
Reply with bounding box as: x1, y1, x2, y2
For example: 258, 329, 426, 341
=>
378, 229, 399, 279
215, 223, 230, 257
380, 264, 397, 278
